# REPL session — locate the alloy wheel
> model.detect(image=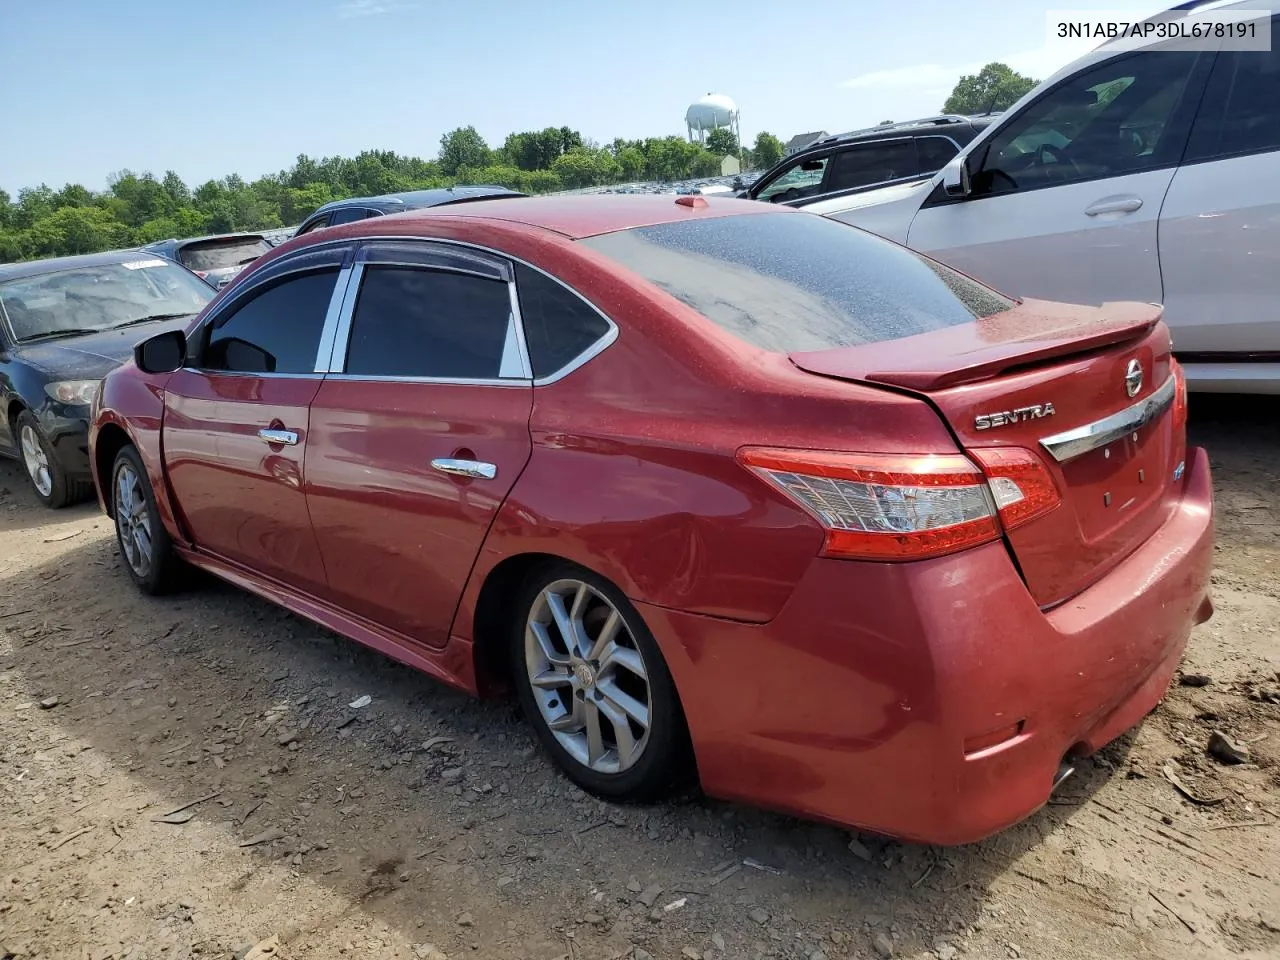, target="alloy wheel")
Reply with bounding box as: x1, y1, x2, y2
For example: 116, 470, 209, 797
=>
114, 462, 153, 579
19, 424, 52, 498
524, 578, 653, 774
